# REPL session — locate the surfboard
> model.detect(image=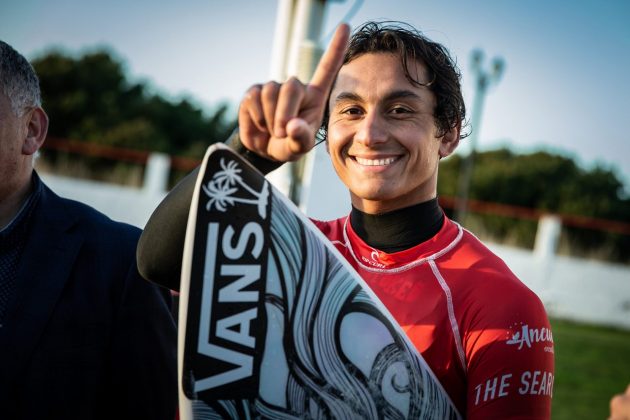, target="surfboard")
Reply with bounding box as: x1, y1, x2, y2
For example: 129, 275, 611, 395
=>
178, 143, 462, 419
